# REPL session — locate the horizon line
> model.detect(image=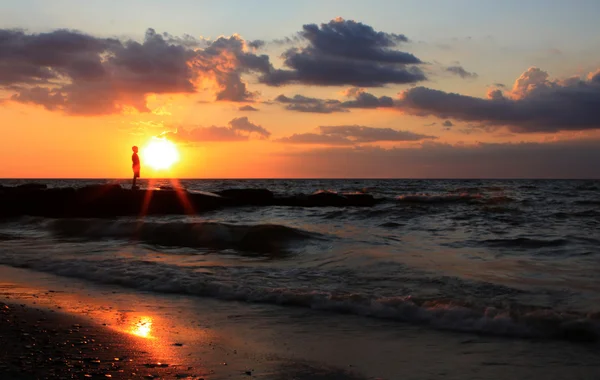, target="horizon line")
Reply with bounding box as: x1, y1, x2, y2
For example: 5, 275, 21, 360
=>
1, 177, 599, 181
